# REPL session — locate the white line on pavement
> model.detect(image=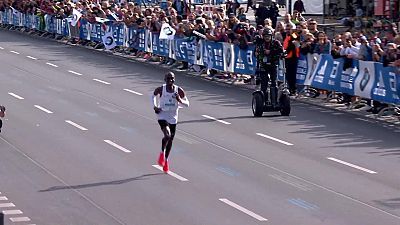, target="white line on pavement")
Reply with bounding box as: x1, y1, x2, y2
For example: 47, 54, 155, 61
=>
2, 210, 22, 215
93, 79, 110, 85
26, 56, 37, 60
104, 140, 131, 153
10, 51, 20, 55
34, 105, 53, 114
8, 92, 24, 100
327, 157, 377, 174
68, 70, 82, 76
202, 115, 231, 125
0, 203, 15, 208
0, 196, 8, 201
152, 165, 188, 181
46, 62, 58, 67
123, 88, 143, 96
219, 198, 268, 222
65, 120, 88, 131
0, 46, 4, 49
256, 133, 294, 146
10, 217, 31, 222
